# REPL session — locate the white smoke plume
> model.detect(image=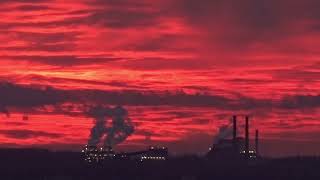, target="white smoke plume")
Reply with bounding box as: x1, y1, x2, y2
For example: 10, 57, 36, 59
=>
212, 117, 240, 144
87, 105, 134, 147
213, 125, 233, 144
